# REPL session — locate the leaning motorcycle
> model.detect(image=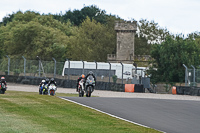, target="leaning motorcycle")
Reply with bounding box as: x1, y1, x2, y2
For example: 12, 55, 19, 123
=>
42, 84, 49, 95
78, 79, 85, 97
39, 83, 45, 94
85, 76, 95, 97
48, 84, 57, 96
0, 83, 7, 94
